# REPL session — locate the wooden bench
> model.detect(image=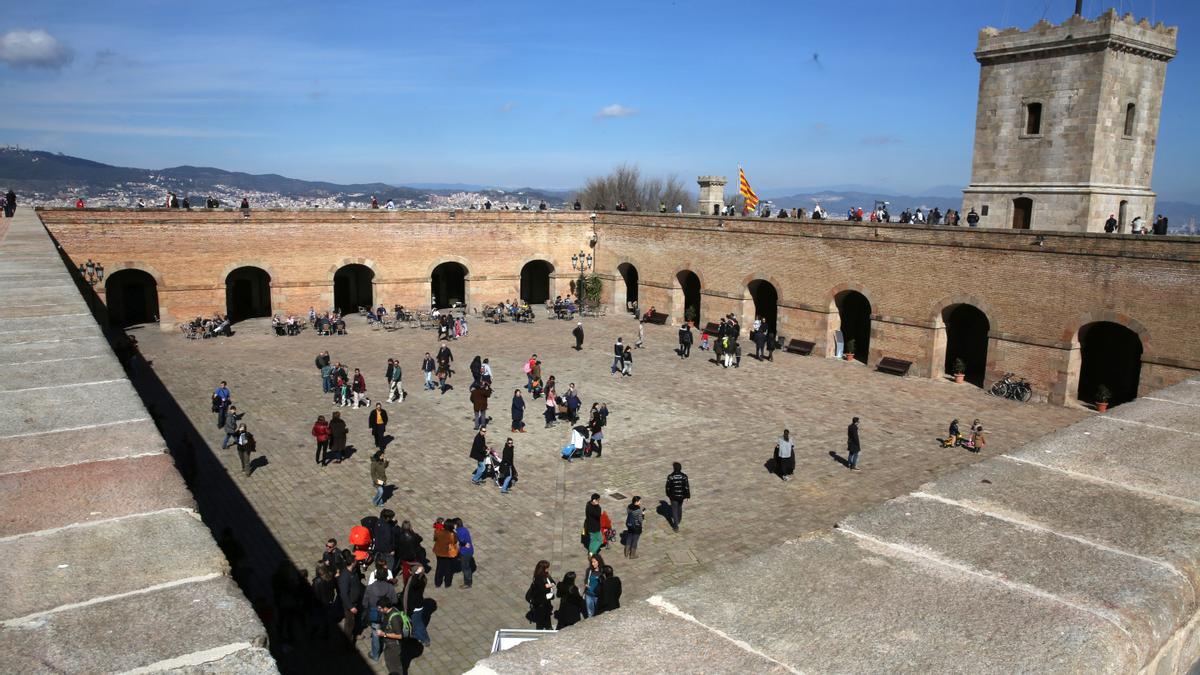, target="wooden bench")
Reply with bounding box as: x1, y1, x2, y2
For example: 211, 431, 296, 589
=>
784, 339, 814, 355
703, 322, 723, 336
876, 357, 913, 376
643, 311, 668, 325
